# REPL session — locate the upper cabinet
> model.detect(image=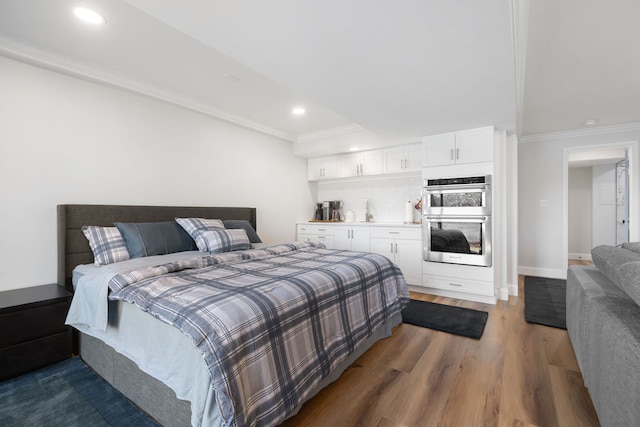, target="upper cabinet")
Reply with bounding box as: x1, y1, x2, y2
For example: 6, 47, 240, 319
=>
308, 156, 338, 180
337, 150, 383, 177
422, 126, 494, 167
308, 143, 423, 181
382, 143, 422, 174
